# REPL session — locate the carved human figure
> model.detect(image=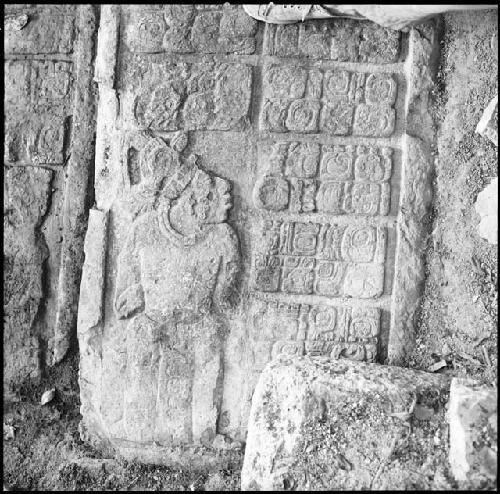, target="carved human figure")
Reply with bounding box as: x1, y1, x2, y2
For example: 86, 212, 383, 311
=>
114, 137, 240, 445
